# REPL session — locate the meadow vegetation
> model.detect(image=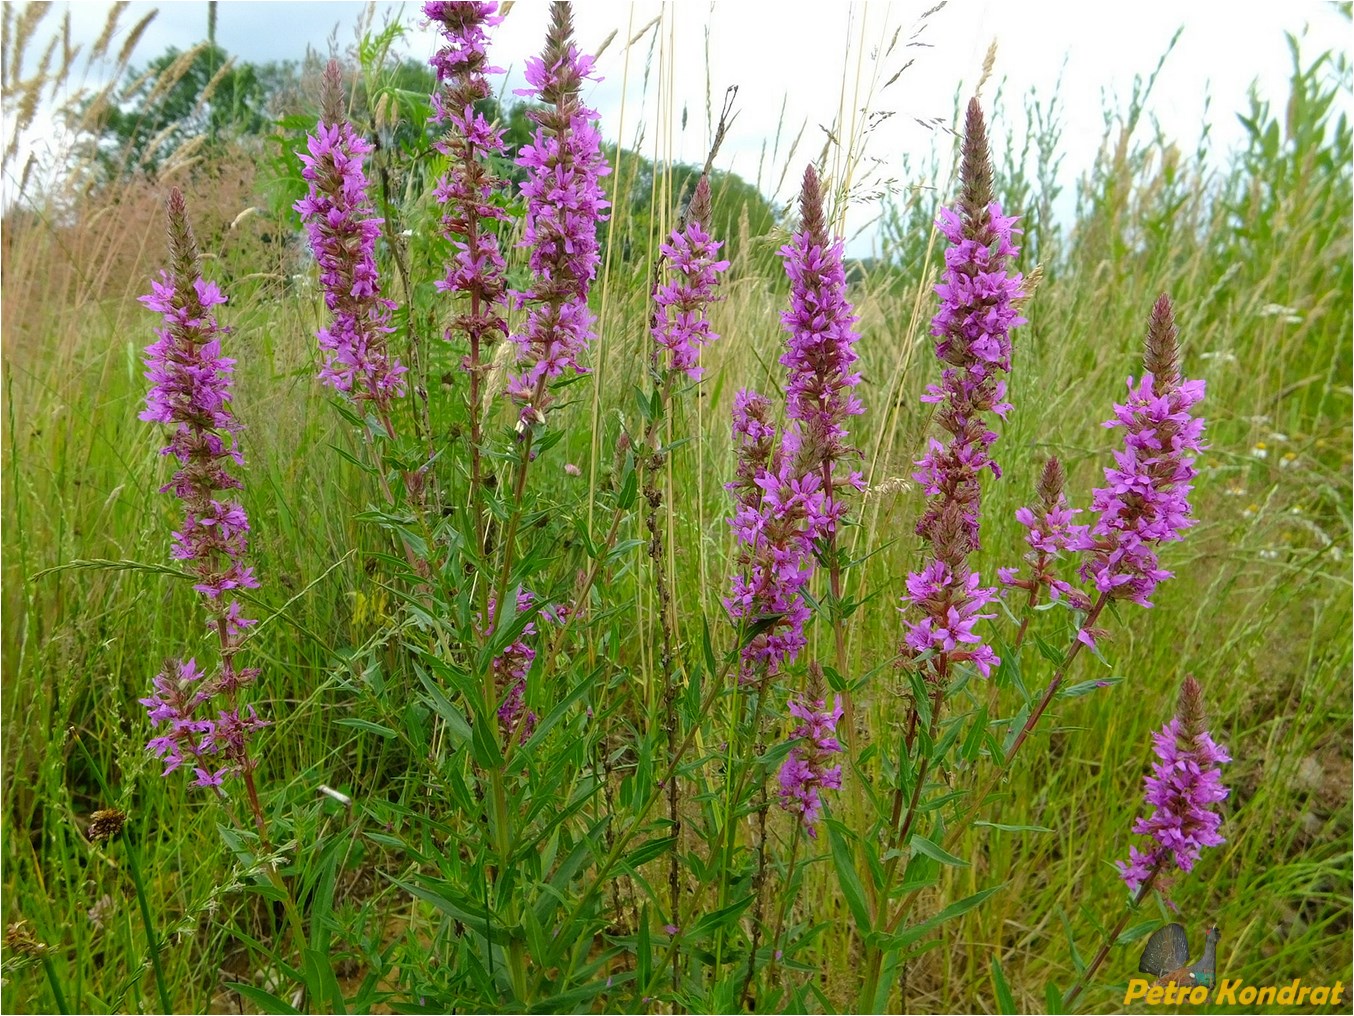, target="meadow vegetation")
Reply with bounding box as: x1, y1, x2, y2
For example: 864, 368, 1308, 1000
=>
1, 3, 1350, 1013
